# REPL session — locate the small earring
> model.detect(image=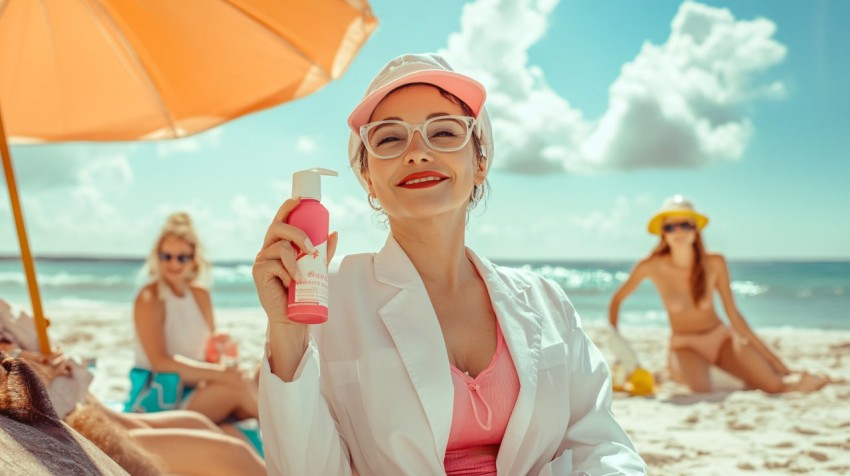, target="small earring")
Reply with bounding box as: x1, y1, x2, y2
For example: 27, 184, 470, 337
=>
368, 194, 382, 211
470, 185, 484, 208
